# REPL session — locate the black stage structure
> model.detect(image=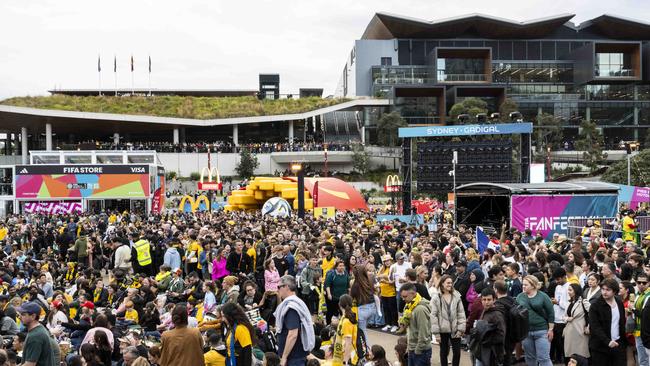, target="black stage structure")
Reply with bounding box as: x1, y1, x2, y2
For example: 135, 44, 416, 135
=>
398, 123, 534, 215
